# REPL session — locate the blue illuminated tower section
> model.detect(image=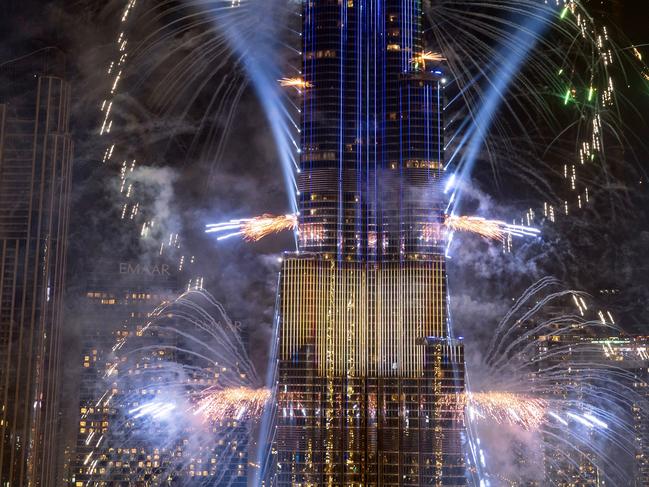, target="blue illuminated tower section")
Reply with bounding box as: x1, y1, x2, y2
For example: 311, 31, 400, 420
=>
272, 1, 466, 485
298, 0, 446, 257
